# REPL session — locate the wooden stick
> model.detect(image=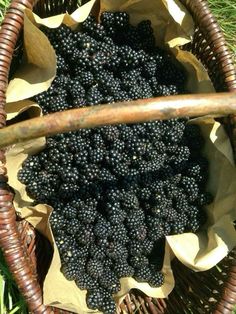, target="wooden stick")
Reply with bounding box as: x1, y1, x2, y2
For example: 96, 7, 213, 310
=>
1, 92, 236, 148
